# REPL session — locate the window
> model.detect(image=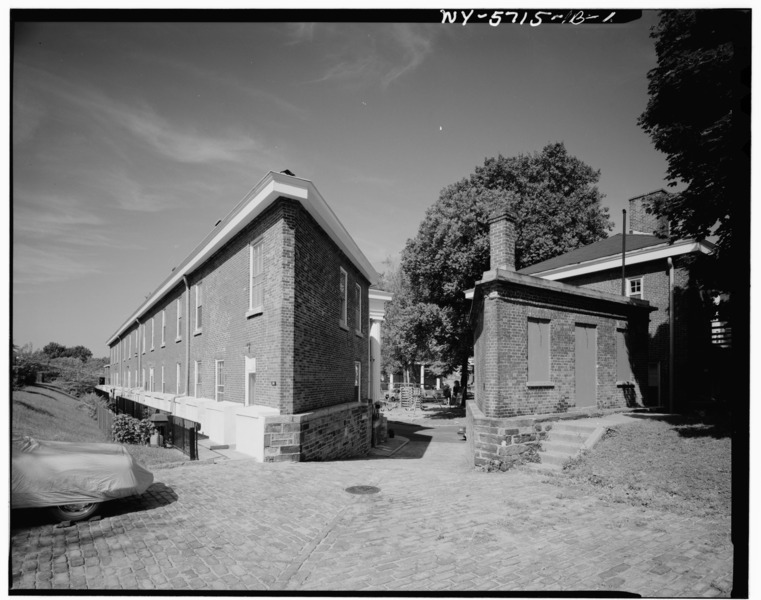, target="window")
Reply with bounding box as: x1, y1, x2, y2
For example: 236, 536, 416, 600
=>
176, 298, 182, 340
339, 268, 348, 328
142, 368, 146, 389
194, 360, 202, 398
151, 317, 155, 350
149, 367, 155, 392
616, 329, 634, 383
215, 360, 225, 402
194, 282, 203, 333
127, 368, 131, 388
355, 283, 362, 335
626, 277, 643, 300
161, 310, 166, 346
249, 239, 264, 314
128, 334, 131, 359
161, 365, 166, 393
135, 331, 138, 356
176, 362, 182, 395
527, 318, 551, 384
142, 323, 146, 354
